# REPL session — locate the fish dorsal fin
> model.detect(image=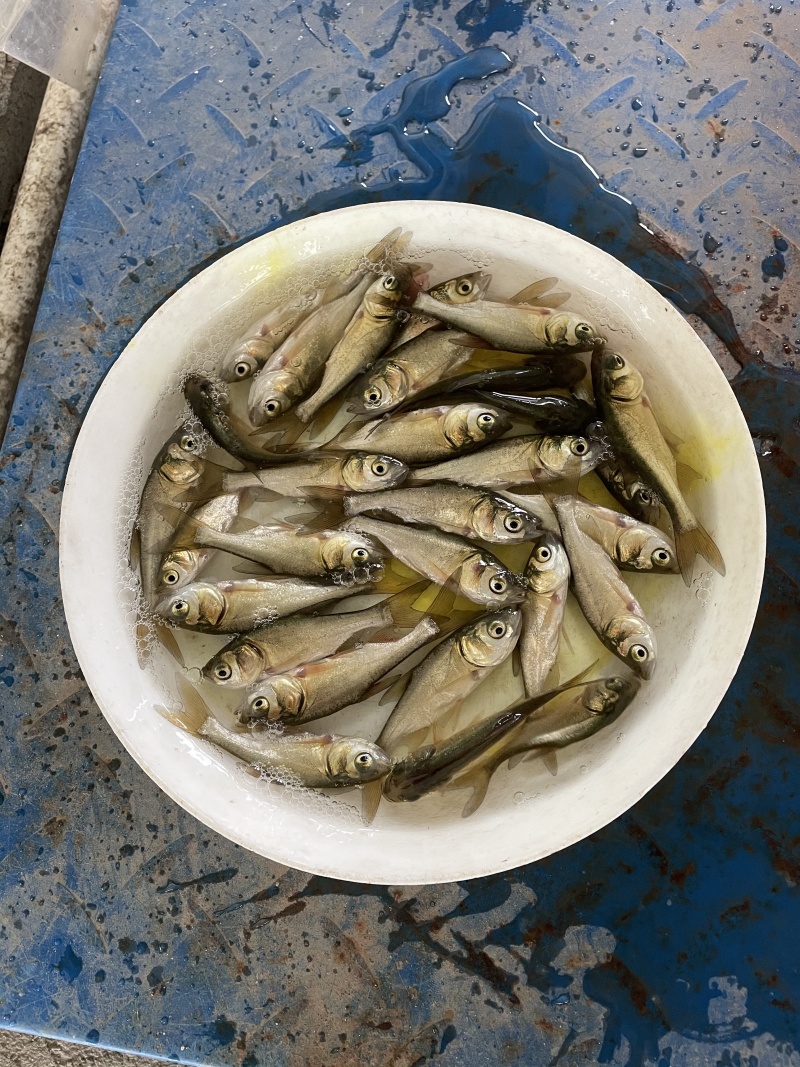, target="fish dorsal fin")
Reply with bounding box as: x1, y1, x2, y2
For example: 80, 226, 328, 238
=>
129, 526, 141, 571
